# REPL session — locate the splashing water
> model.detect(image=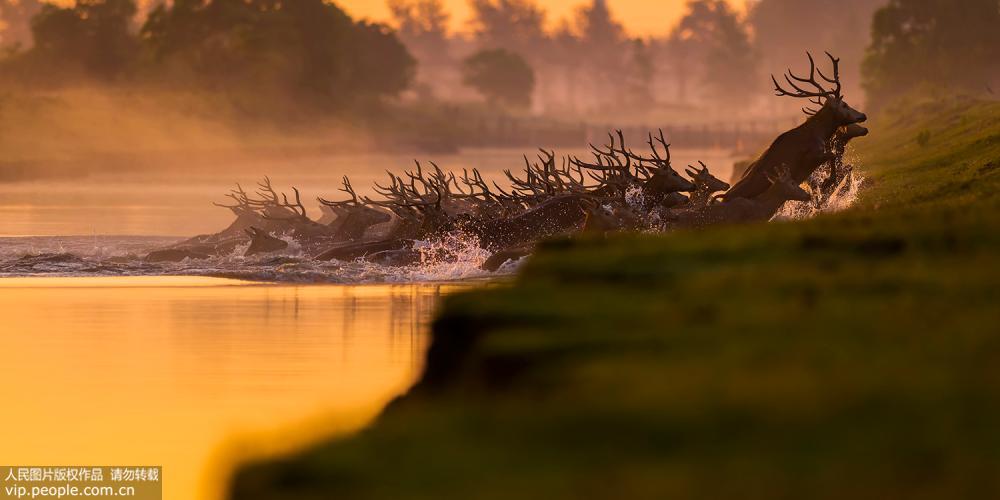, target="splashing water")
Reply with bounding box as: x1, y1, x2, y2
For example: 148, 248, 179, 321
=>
0, 231, 501, 283
773, 156, 865, 221
0, 158, 865, 282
